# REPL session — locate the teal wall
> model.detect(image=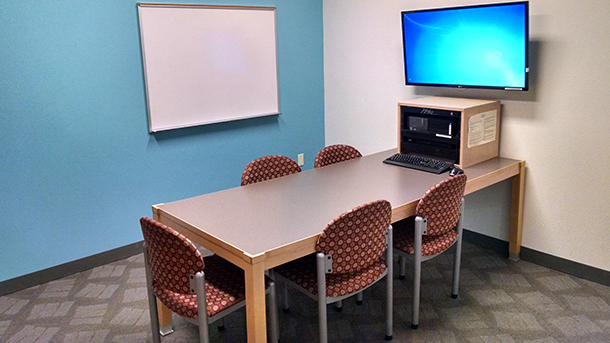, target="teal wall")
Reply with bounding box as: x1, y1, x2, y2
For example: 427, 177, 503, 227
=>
0, 0, 324, 282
